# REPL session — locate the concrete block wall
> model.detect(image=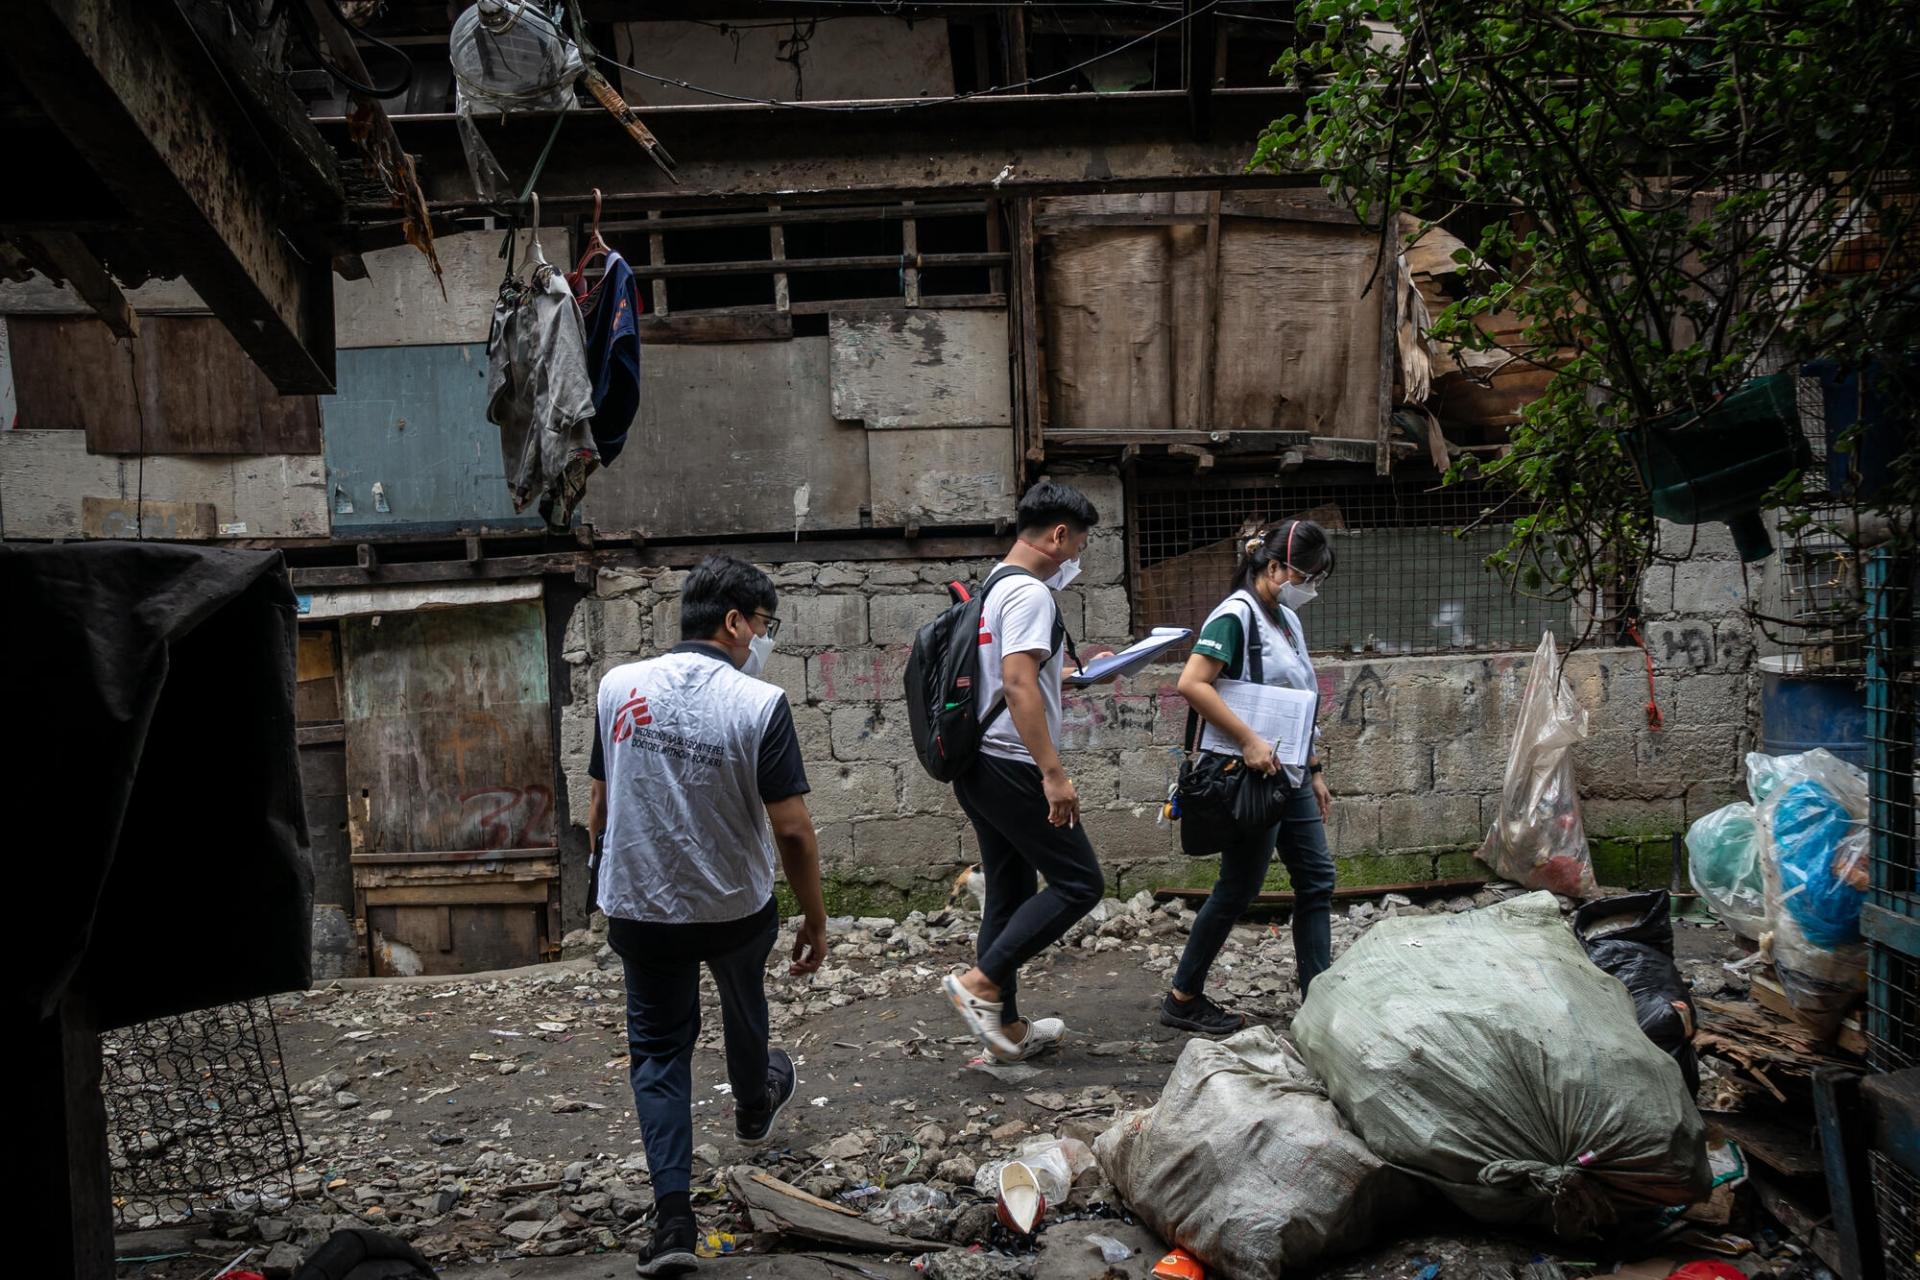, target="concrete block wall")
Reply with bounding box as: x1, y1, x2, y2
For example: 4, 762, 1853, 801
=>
560, 488, 1760, 909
